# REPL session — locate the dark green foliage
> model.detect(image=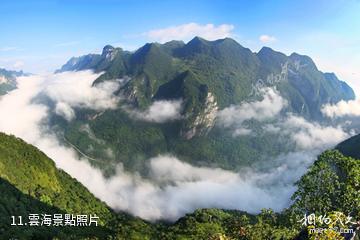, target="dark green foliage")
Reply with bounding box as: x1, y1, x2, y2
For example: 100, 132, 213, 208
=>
290, 150, 360, 219
0, 178, 111, 239
171, 37, 260, 108
257, 47, 288, 75
160, 150, 359, 239
160, 208, 299, 240
0, 132, 112, 223
155, 70, 210, 135
0, 132, 157, 239
88, 109, 168, 173
62, 107, 292, 172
